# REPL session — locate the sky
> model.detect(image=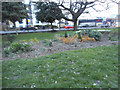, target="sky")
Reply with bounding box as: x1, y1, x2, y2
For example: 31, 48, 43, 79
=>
24, 0, 119, 19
